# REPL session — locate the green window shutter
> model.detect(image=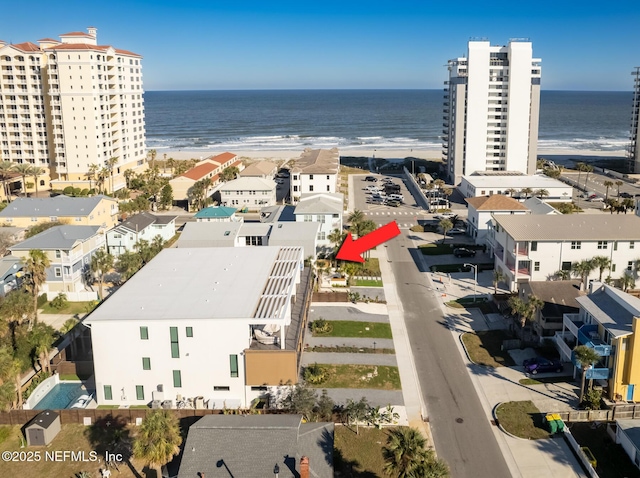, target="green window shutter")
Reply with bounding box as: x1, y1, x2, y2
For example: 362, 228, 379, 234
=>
173, 370, 182, 388
186, 327, 193, 337
135, 385, 144, 401
230, 354, 239, 378
104, 385, 112, 400
170, 327, 178, 341
142, 357, 151, 370
170, 327, 180, 358
140, 326, 148, 340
